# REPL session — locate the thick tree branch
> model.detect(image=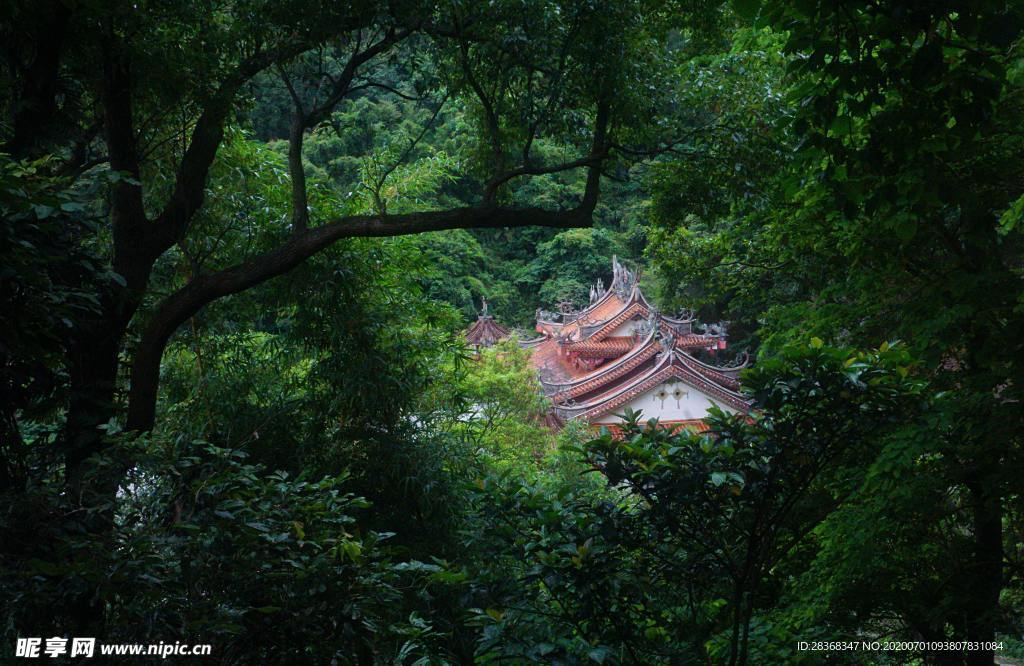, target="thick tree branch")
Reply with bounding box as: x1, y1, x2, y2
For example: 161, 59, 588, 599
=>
126, 202, 599, 432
